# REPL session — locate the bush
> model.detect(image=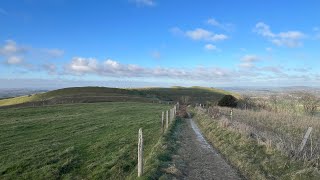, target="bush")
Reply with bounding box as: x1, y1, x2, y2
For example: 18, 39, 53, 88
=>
218, 95, 237, 108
